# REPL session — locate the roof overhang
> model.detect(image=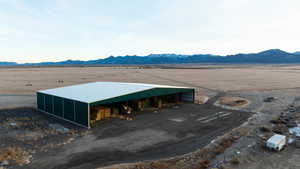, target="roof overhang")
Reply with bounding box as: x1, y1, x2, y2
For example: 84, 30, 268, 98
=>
38, 82, 194, 104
